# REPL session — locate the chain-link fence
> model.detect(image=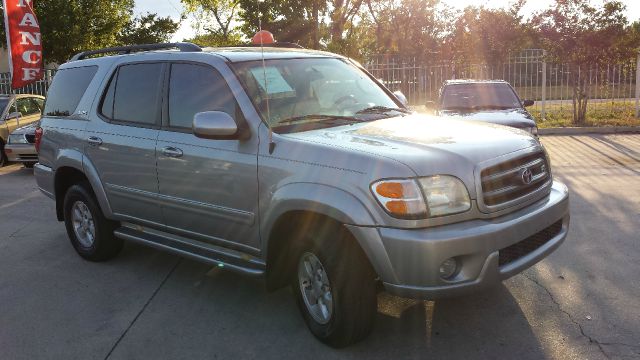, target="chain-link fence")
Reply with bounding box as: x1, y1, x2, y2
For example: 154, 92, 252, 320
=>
365, 49, 640, 120
0, 69, 57, 96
